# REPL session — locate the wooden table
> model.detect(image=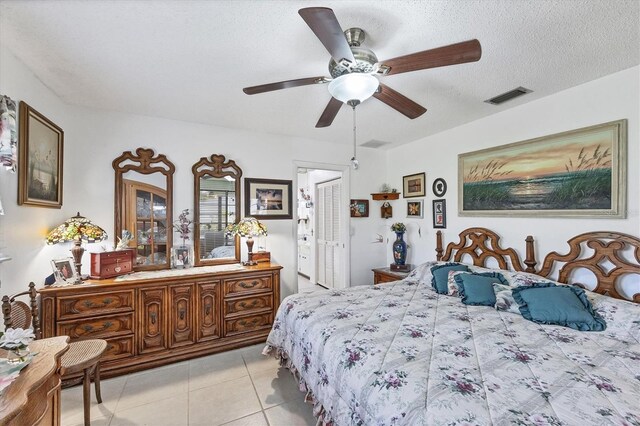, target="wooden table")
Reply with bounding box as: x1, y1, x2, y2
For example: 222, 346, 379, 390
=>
0, 336, 69, 426
372, 267, 414, 284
